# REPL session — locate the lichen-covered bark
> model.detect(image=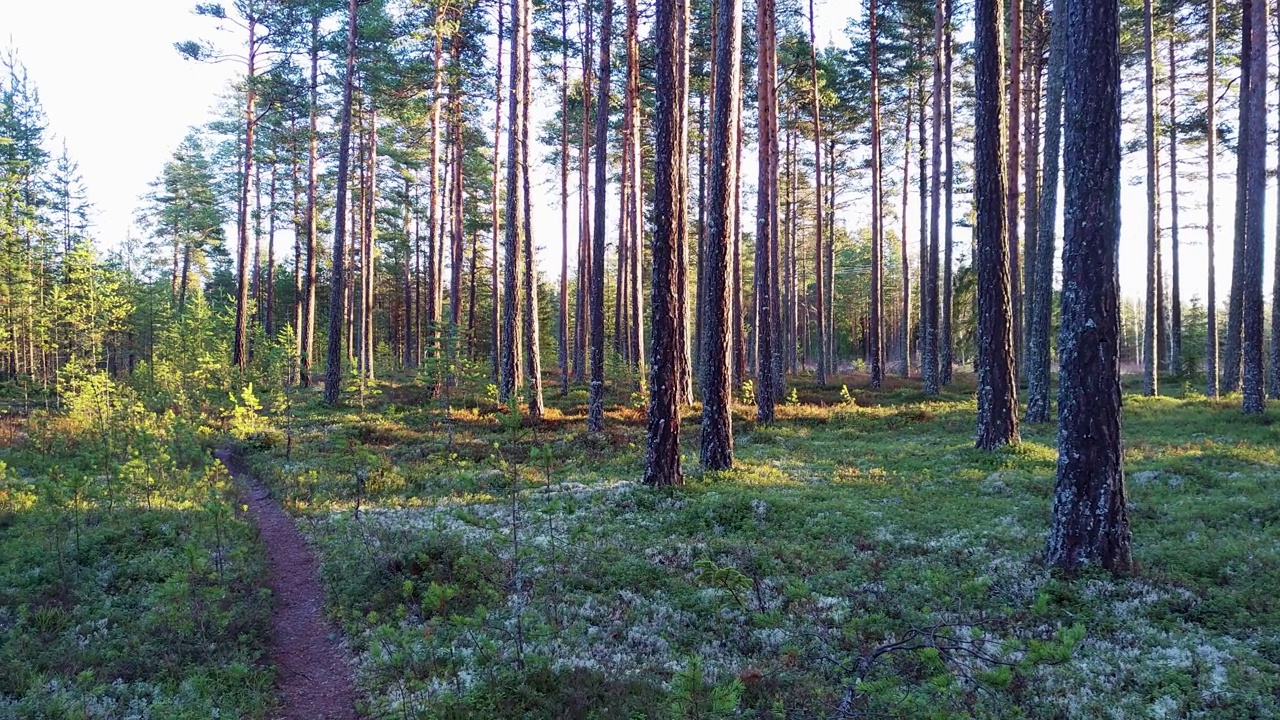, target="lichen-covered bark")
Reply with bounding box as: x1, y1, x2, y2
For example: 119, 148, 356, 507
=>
700, 0, 739, 471
644, 0, 687, 487
1240, 0, 1267, 415
1045, 0, 1132, 573
1026, 0, 1065, 424
973, 0, 1019, 450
